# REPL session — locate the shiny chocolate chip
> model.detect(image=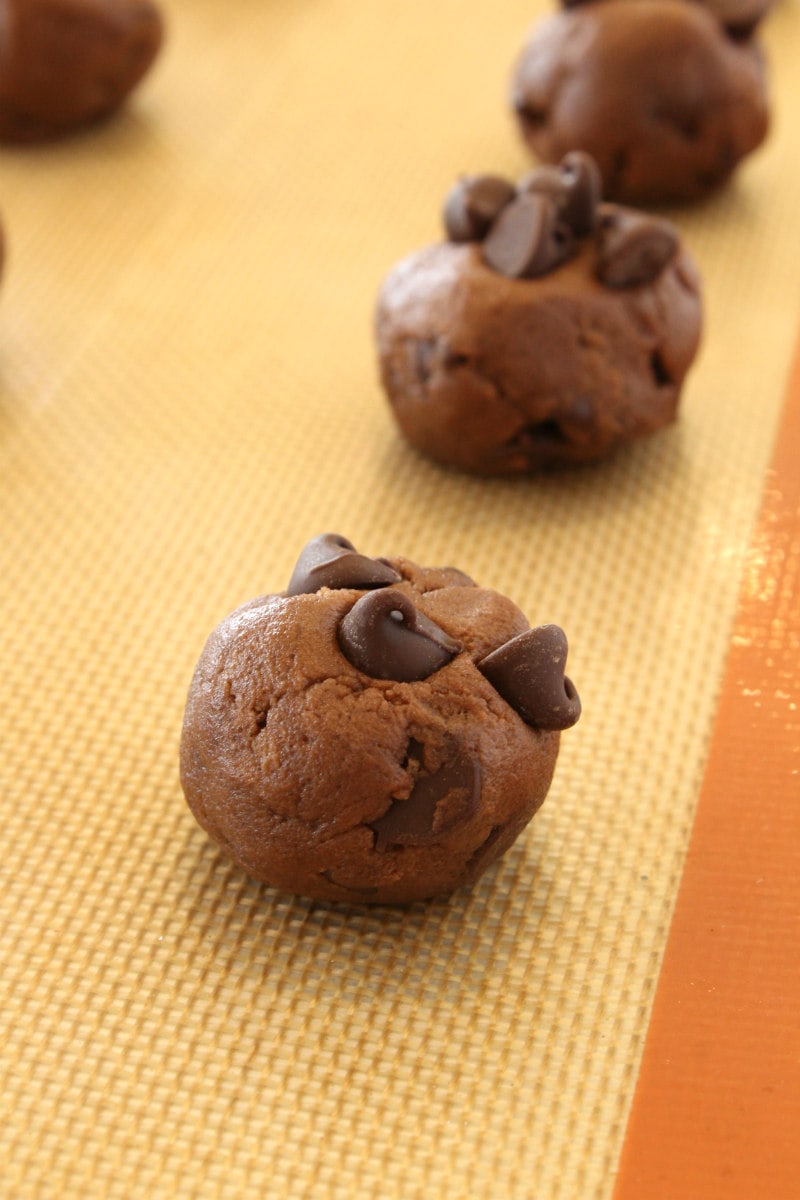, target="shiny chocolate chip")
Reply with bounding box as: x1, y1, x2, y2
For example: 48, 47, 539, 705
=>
371, 751, 480, 851
559, 151, 602, 237
286, 533, 401, 596
478, 625, 581, 730
519, 153, 601, 238
443, 174, 516, 243
338, 590, 461, 682
595, 205, 679, 288
517, 164, 568, 201
482, 193, 575, 280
